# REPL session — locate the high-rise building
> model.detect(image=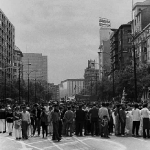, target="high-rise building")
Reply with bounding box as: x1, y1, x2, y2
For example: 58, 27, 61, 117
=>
98, 40, 111, 80
0, 9, 15, 81
22, 53, 48, 82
